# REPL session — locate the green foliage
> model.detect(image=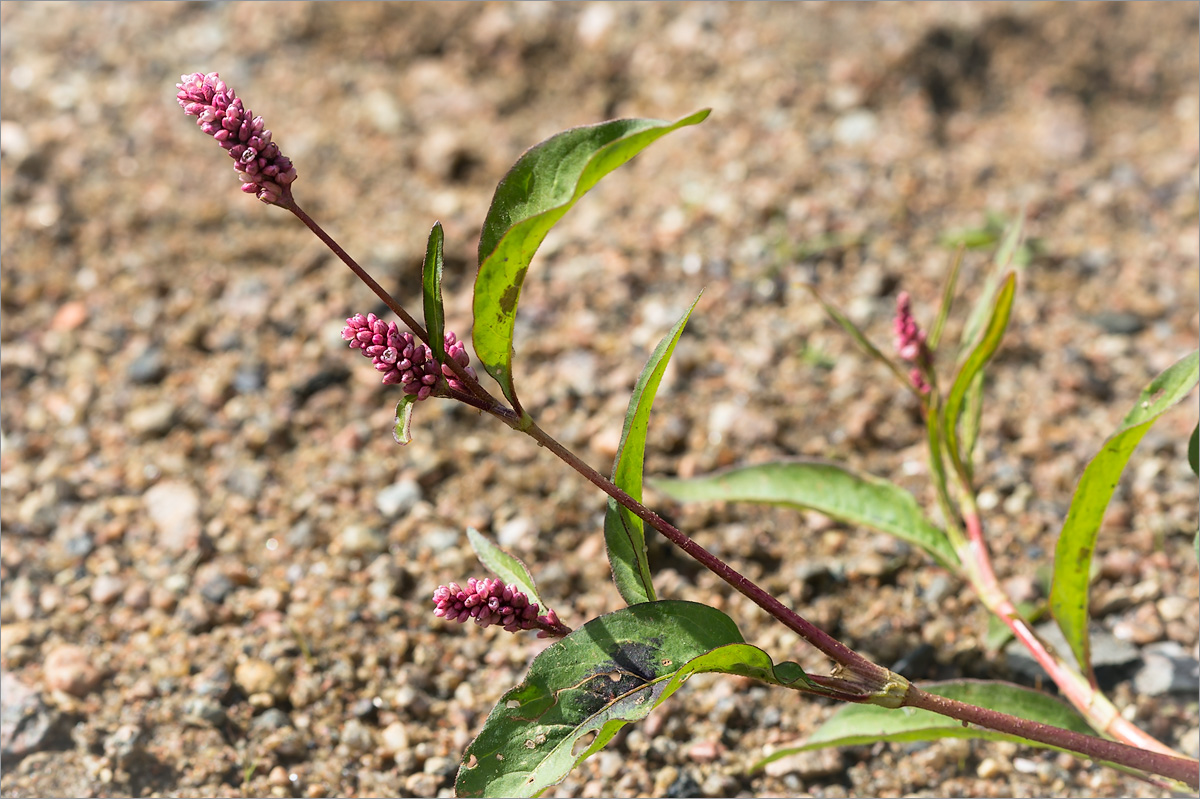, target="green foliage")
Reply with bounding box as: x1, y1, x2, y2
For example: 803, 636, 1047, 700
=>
1049, 350, 1199, 675
942, 272, 1016, 480
422, 221, 446, 363
1189, 424, 1198, 476
455, 601, 742, 798
940, 212, 1038, 267
758, 680, 1093, 769
392, 395, 417, 446
467, 528, 546, 610
653, 461, 960, 570
604, 293, 702, 606
472, 110, 710, 410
